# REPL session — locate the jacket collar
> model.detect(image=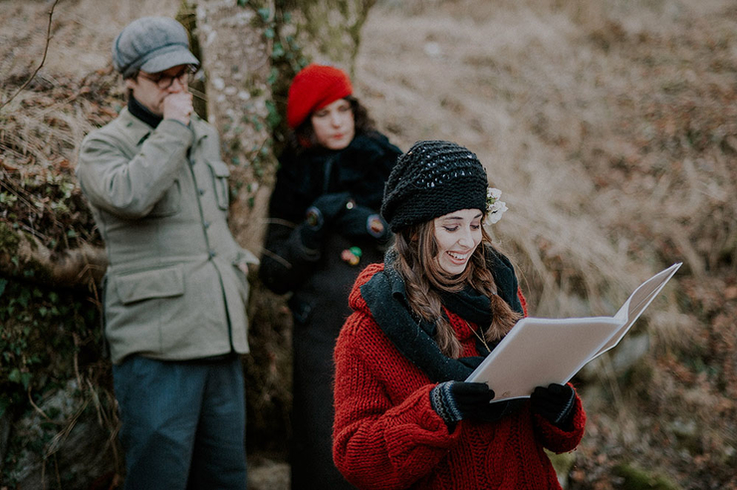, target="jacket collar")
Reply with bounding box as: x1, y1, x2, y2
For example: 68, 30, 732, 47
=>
117, 107, 208, 148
